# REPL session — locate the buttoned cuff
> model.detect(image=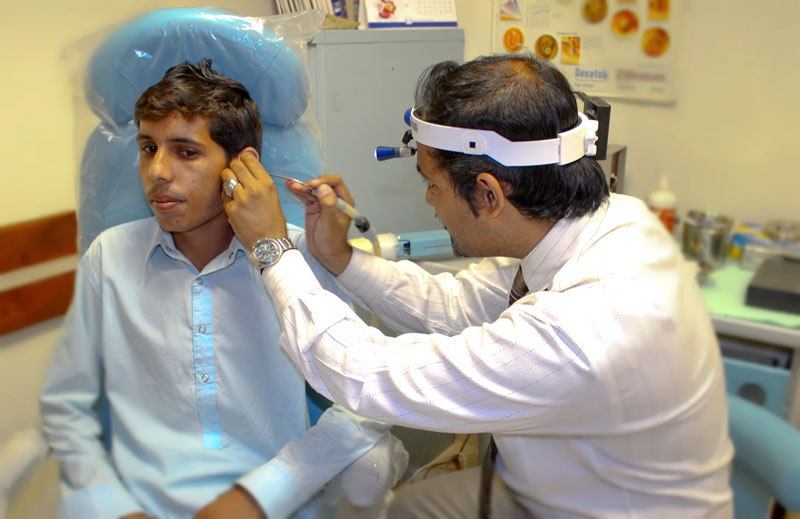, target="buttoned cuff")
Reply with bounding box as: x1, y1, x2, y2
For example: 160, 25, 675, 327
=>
237, 463, 300, 519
